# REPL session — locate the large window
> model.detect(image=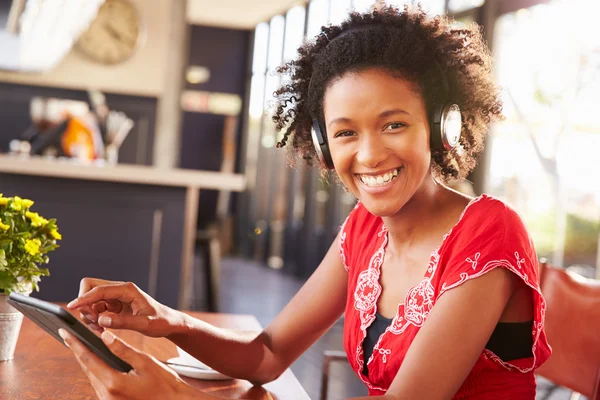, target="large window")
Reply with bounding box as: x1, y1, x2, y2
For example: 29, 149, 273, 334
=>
487, 0, 600, 275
